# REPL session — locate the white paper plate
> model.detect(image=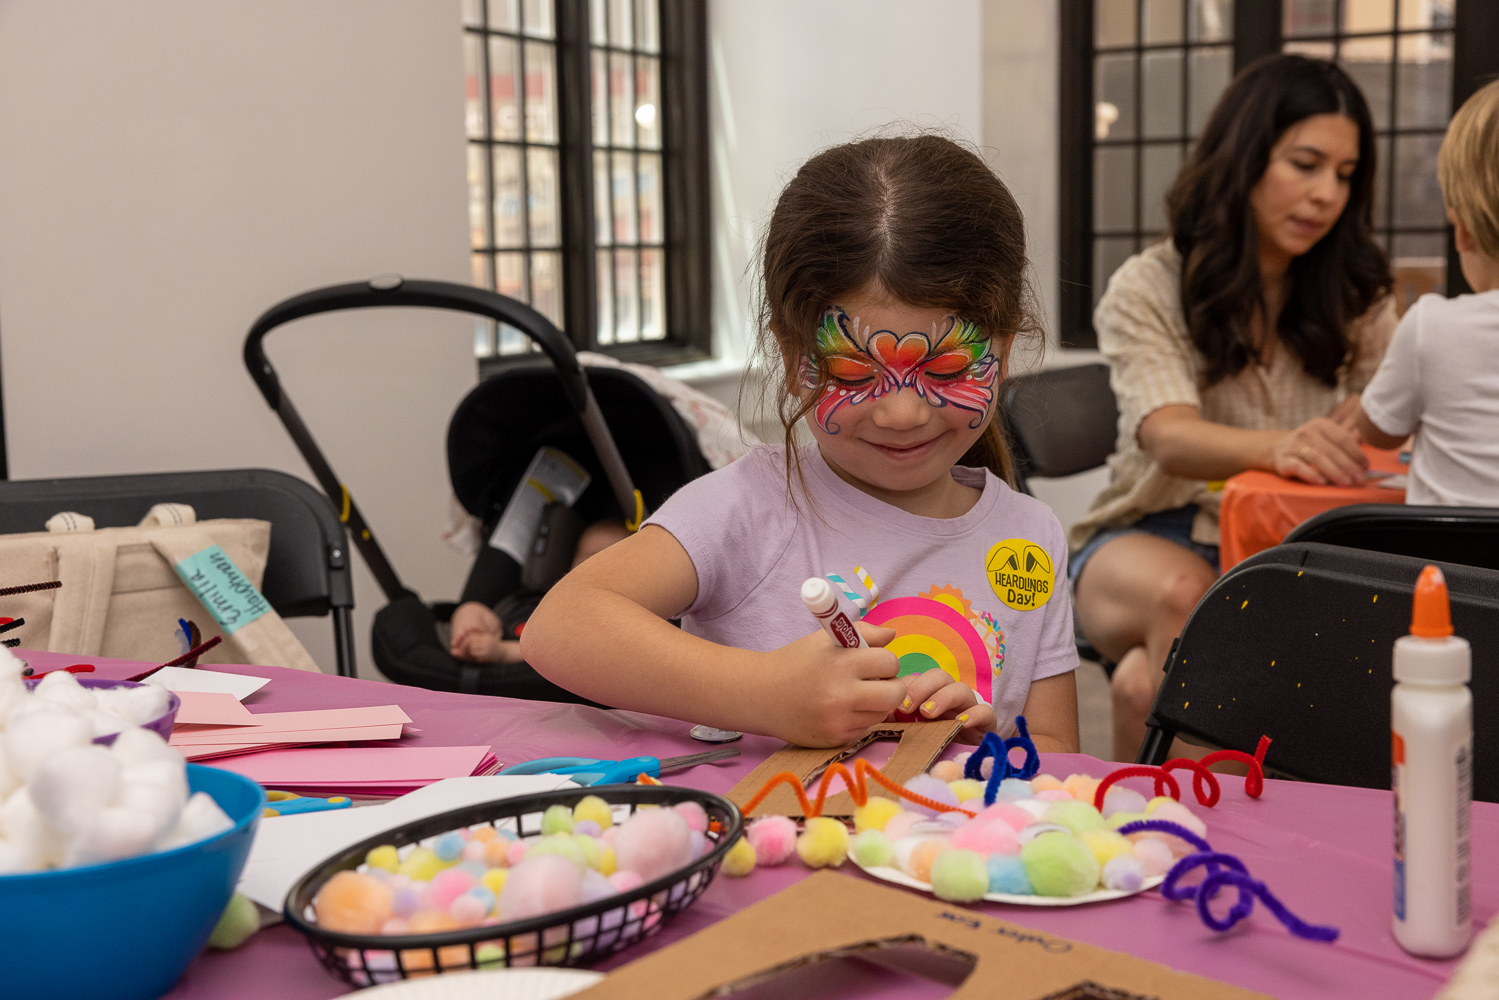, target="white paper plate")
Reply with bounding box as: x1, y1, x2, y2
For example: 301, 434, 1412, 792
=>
853, 860, 1164, 906
352, 968, 605, 999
